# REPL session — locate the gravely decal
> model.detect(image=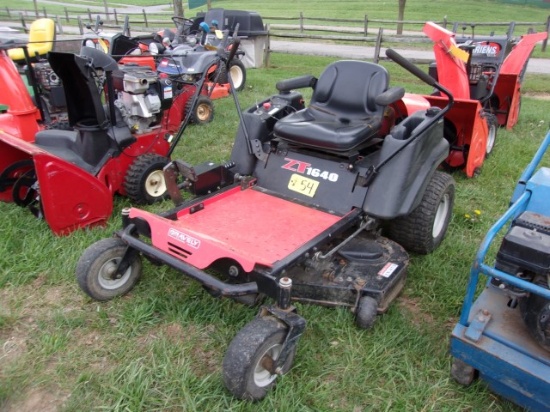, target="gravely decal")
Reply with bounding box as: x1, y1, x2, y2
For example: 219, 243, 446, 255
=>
168, 228, 201, 249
